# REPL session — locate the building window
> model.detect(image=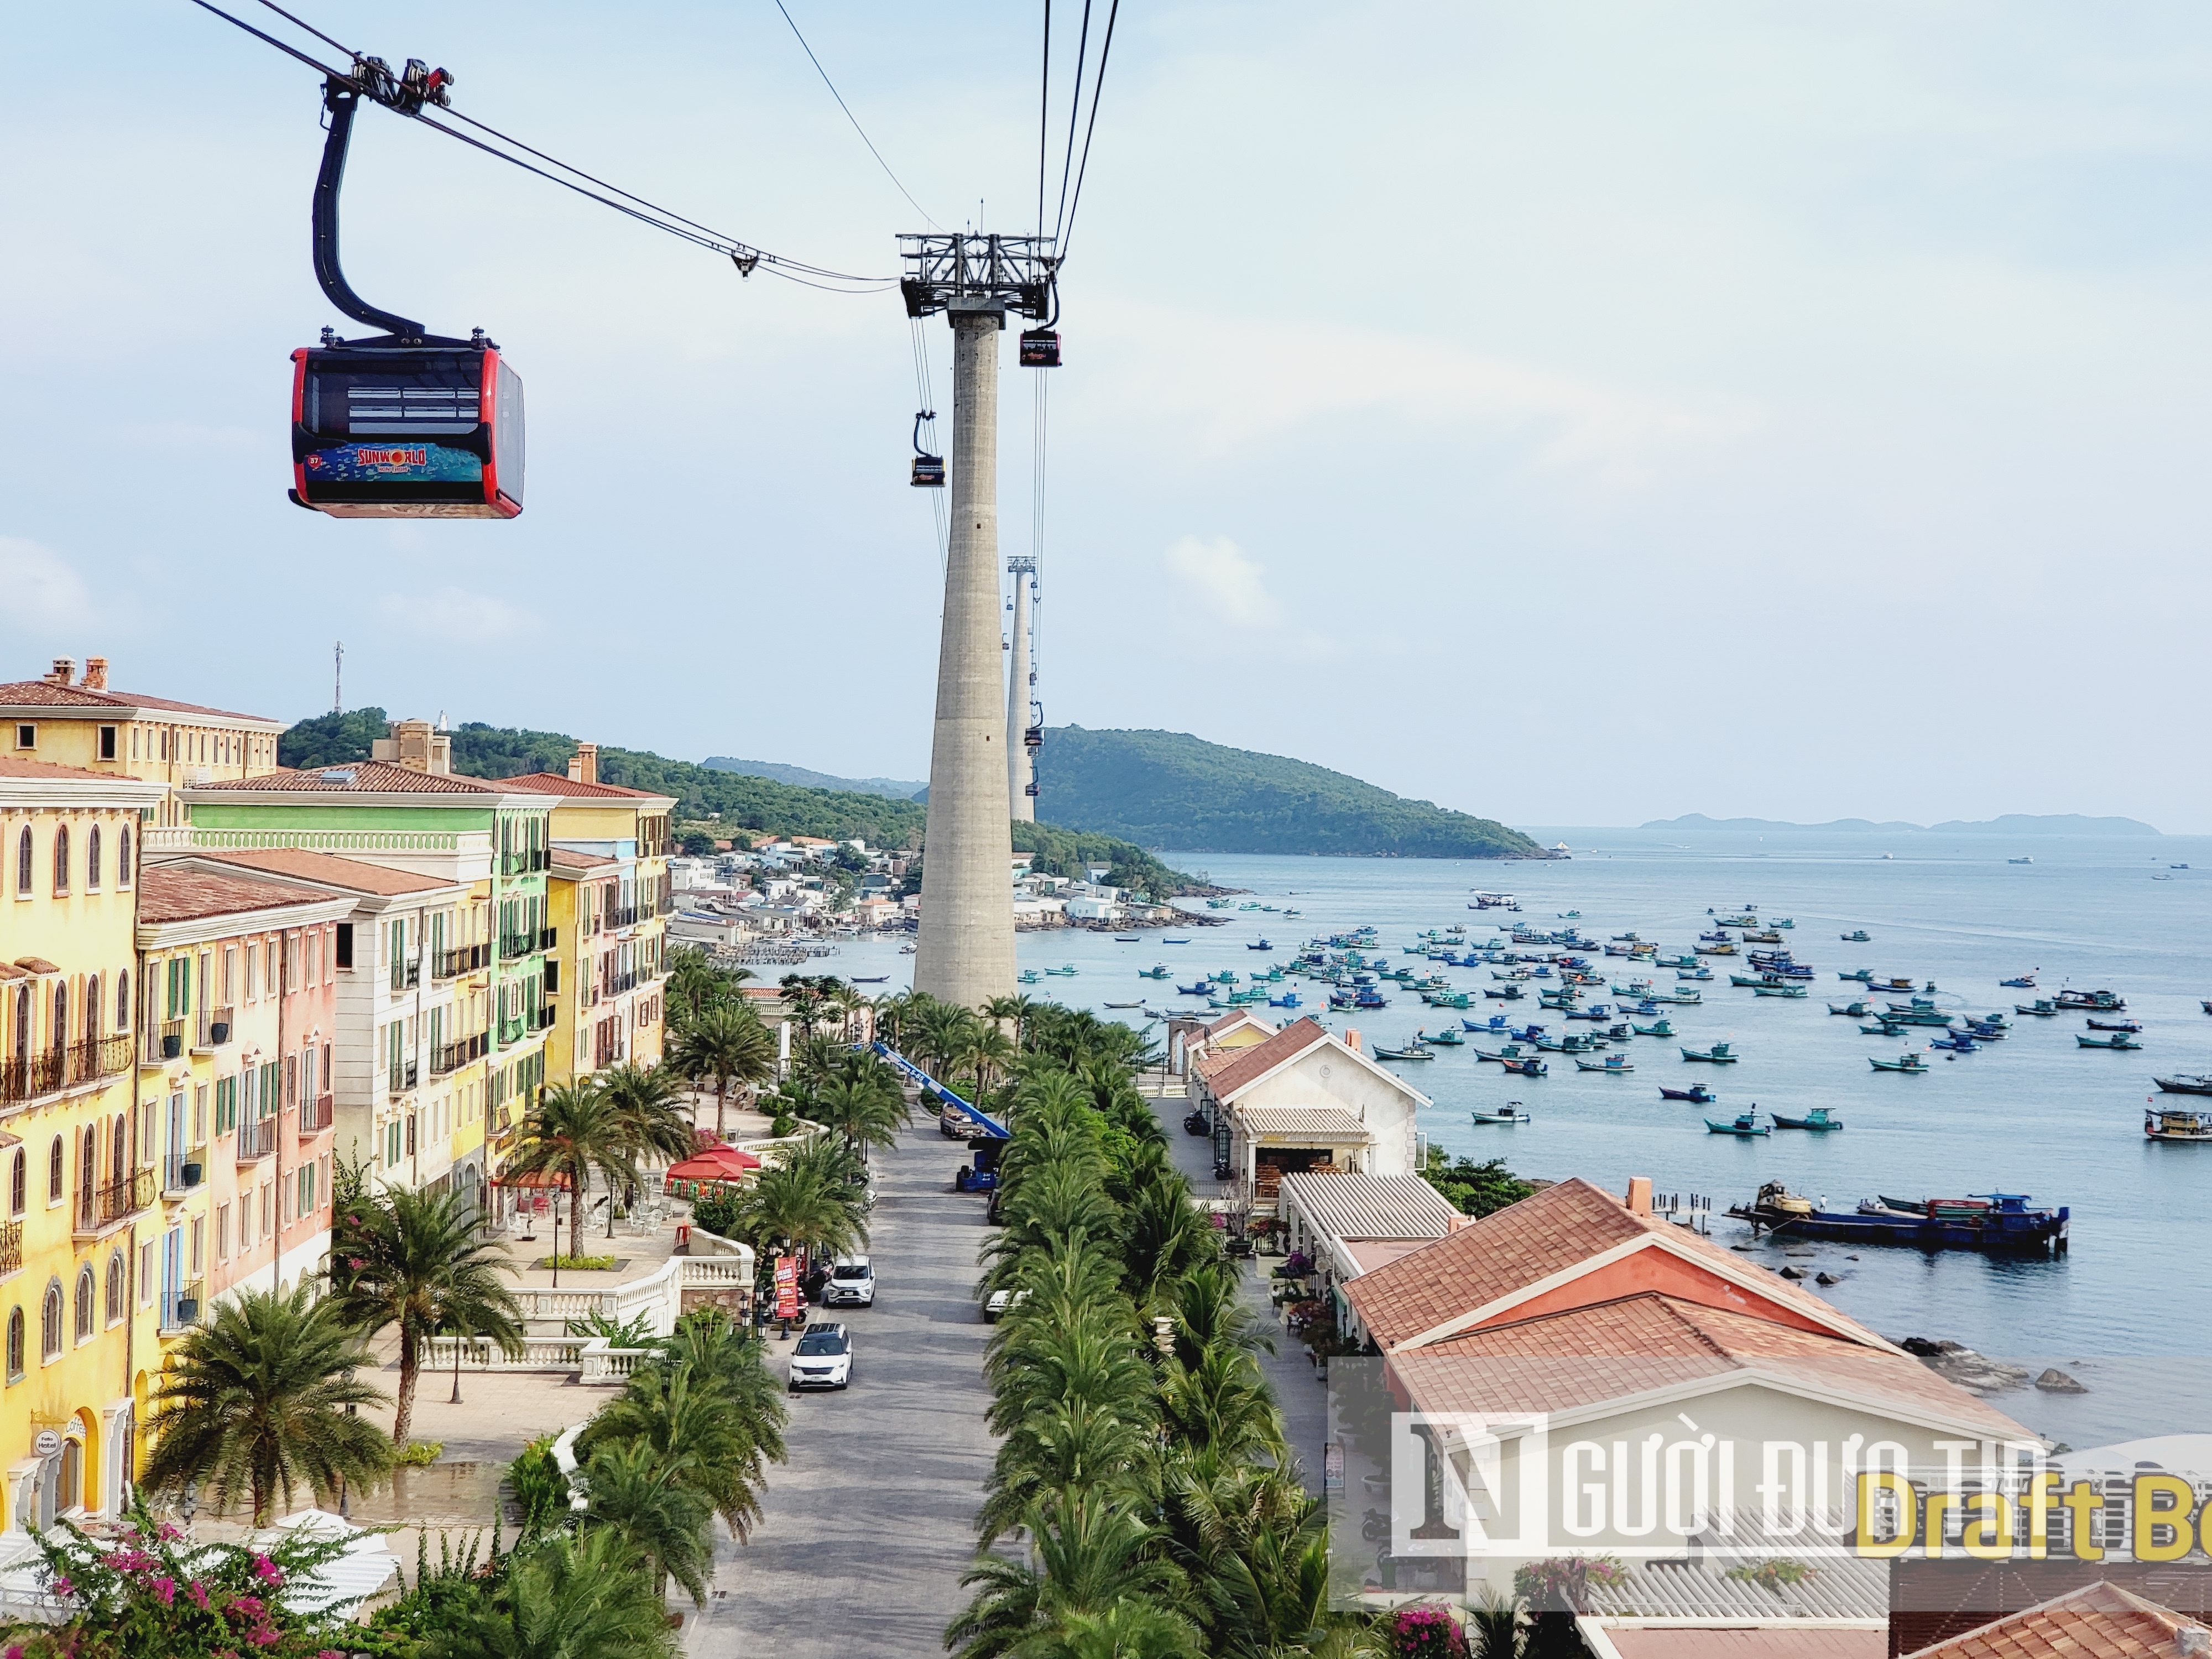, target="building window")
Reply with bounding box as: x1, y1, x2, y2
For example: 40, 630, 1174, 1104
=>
50, 826, 67, 895
74, 1268, 93, 1342
14, 827, 29, 896
115, 969, 129, 1034
85, 826, 100, 890
216, 1203, 230, 1261
45, 1138, 61, 1204
82, 977, 98, 1041
50, 985, 65, 1056
97, 725, 117, 761
117, 825, 131, 888
8, 1150, 21, 1216
40, 1281, 60, 1360
104, 1254, 123, 1325
4, 1308, 19, 1381
335, 924, 352, 971
12, 726, 32, 751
